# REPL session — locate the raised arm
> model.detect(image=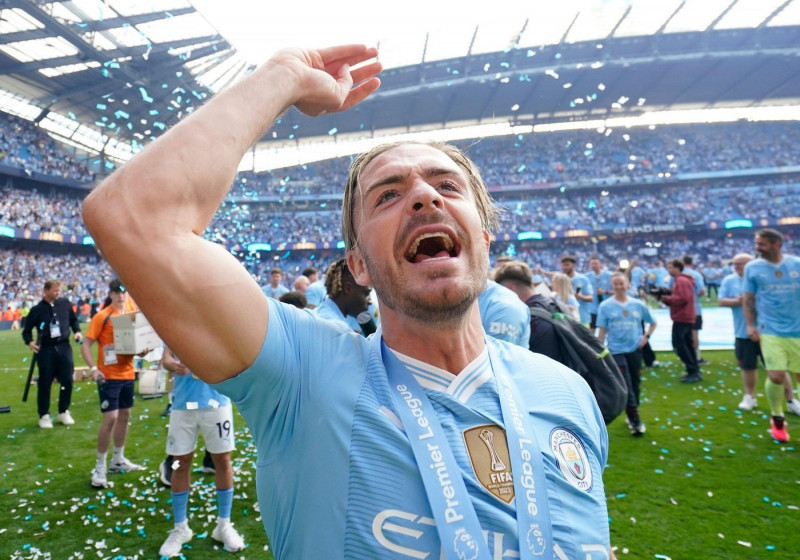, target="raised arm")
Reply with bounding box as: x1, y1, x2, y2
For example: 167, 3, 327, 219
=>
82, 45, 381, 383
